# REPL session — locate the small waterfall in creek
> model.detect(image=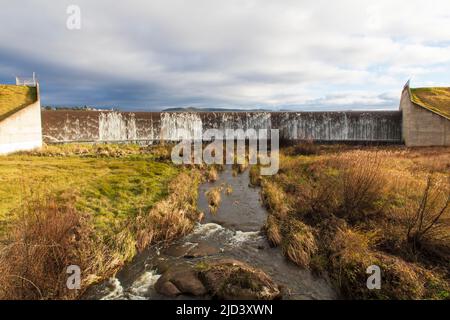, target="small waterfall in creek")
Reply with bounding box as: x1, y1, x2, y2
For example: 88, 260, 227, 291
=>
83, 166, 337, 300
